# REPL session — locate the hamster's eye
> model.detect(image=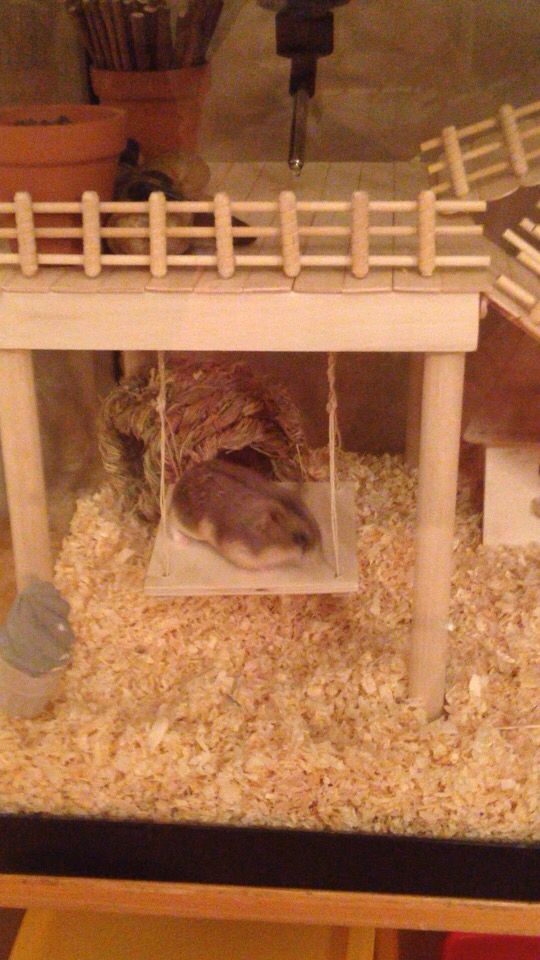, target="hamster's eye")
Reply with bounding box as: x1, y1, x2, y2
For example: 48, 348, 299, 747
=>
293, 531, 309, 551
